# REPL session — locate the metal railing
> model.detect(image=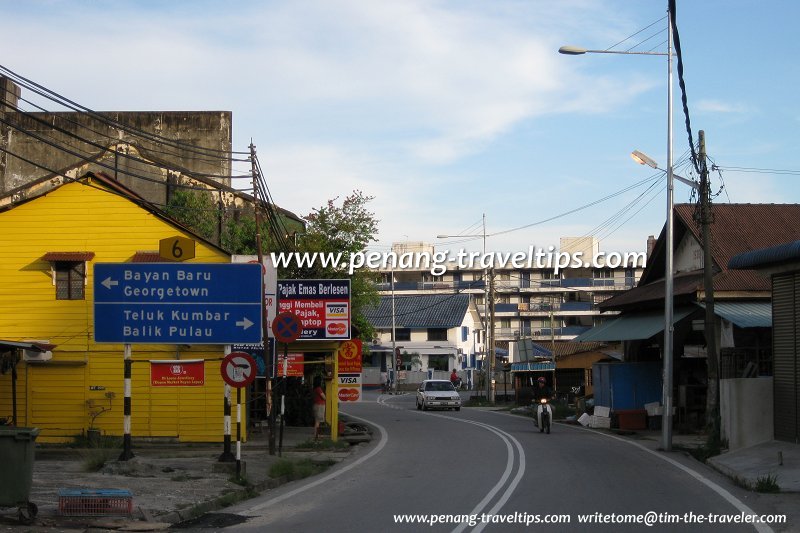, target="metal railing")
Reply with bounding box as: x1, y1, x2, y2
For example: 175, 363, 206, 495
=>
720, 347, 773, 379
